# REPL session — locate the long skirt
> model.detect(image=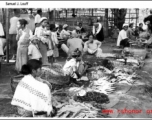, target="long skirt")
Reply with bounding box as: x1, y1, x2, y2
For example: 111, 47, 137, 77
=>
39, 41, 48, 65
15, 45, 28, 72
